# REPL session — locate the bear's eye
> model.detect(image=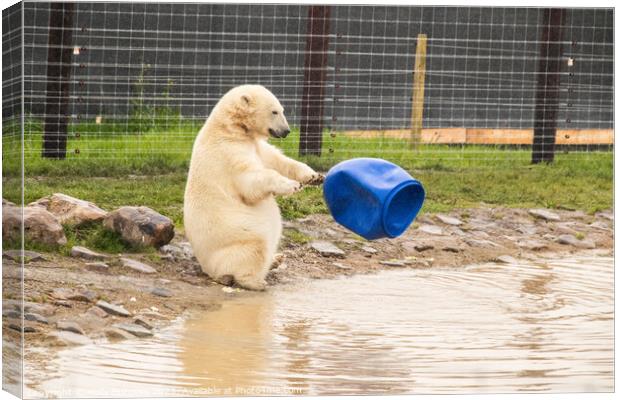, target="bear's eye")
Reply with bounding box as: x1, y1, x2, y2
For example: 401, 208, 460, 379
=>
272, 111, 278, 115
